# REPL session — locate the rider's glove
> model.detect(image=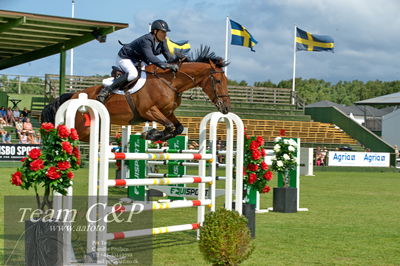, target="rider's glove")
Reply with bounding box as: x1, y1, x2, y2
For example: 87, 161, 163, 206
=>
164, 63, 179, 72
